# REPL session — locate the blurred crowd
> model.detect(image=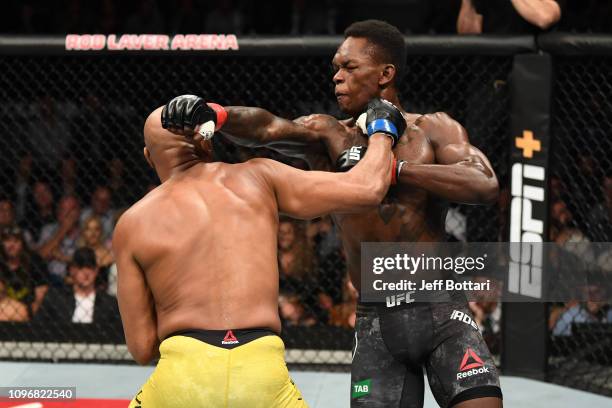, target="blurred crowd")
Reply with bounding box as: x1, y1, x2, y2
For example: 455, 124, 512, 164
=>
1, 0, 611, 36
